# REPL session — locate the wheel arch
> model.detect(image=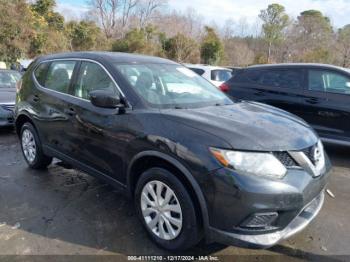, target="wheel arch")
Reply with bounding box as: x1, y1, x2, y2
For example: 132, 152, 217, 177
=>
127, 150, 210, 233
15, 112, 35, 137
